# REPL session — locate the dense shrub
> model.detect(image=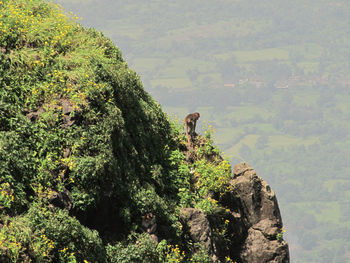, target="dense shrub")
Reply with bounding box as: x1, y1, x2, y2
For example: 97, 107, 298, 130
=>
0, 0, 237, 261
0, 204, 105, 262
